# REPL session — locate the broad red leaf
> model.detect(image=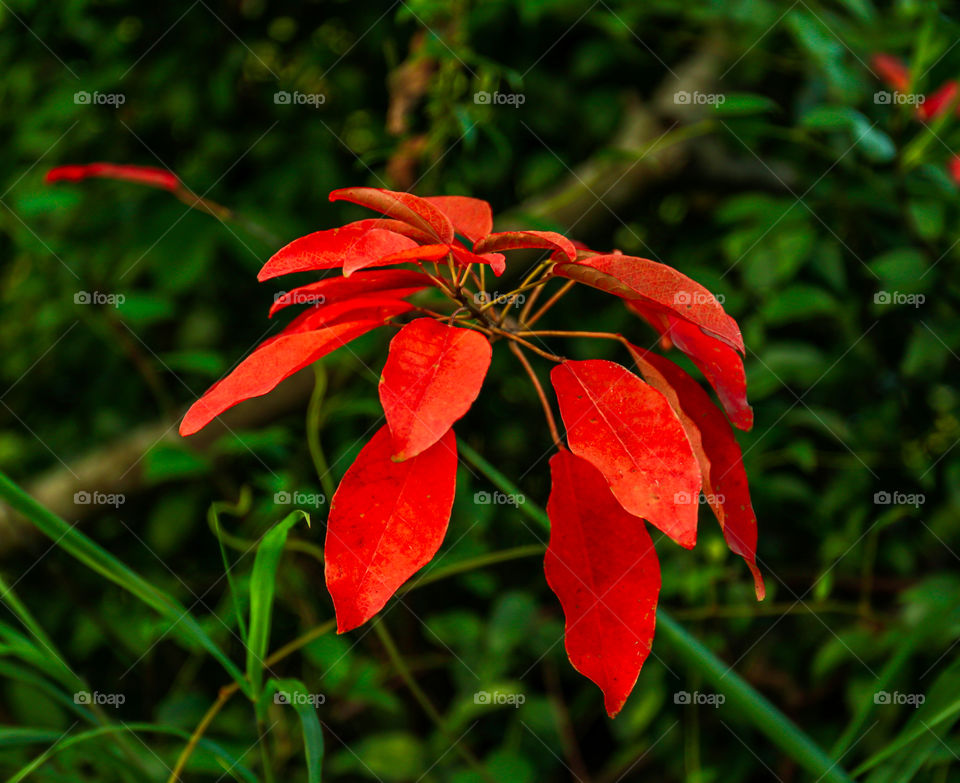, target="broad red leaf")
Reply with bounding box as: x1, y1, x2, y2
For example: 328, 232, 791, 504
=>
550, 360, 701, 548
345, 243, 450, 277
46, 163, 180, 191
628, 302, 752, 430
424, 196, 493, 242
330, 187, 455, 243
344, 218, 437, 245
544, 449, 660, 718
450, 243, 506, 276
474, 230, 577, 262
380, 319, 492, 460
268, 270, 430, 318
628, 347, 764, 599
180, 312, 399, 436
325, 425, 457, 632
554, 254, 744, 353
258, 226, 418, 281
